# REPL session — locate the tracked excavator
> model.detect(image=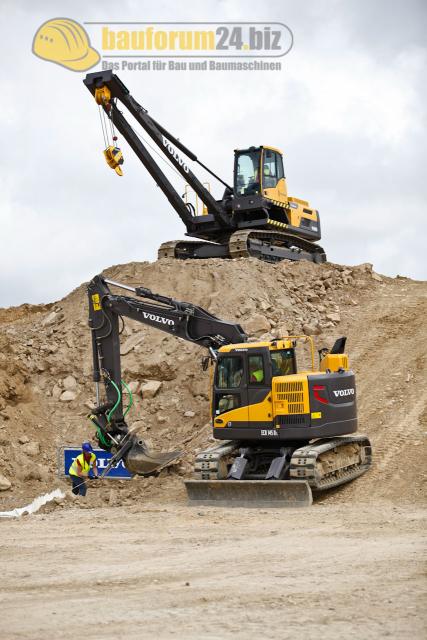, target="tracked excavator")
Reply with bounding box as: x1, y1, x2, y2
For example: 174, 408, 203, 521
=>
84, 70, 326, 264
87, 275, 371, 506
